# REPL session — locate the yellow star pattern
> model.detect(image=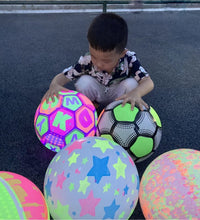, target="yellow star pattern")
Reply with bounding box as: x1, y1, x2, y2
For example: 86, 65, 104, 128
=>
103, 183, 111, 192
78, 177, 90, 195
68, 152, 80, 167
69, 182, 74, 192
92, 139, 113, 153
113, 157, 127, 179
53, 200, 72, 219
